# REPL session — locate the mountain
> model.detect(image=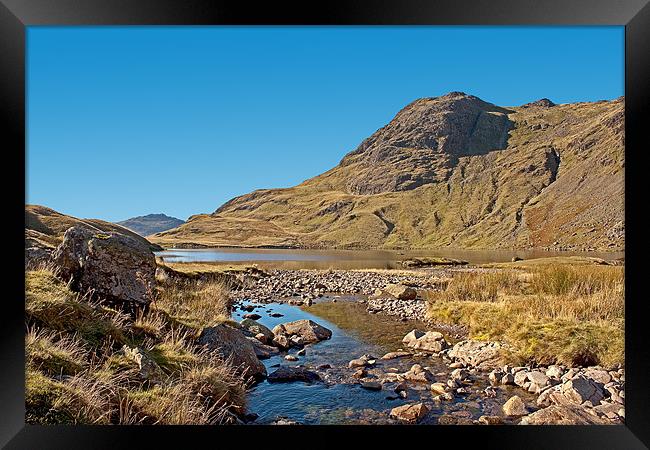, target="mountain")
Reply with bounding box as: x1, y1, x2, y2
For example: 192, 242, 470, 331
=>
25, 204, 163, 252
117, 214, 185, 237
150, 92, 624, 252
